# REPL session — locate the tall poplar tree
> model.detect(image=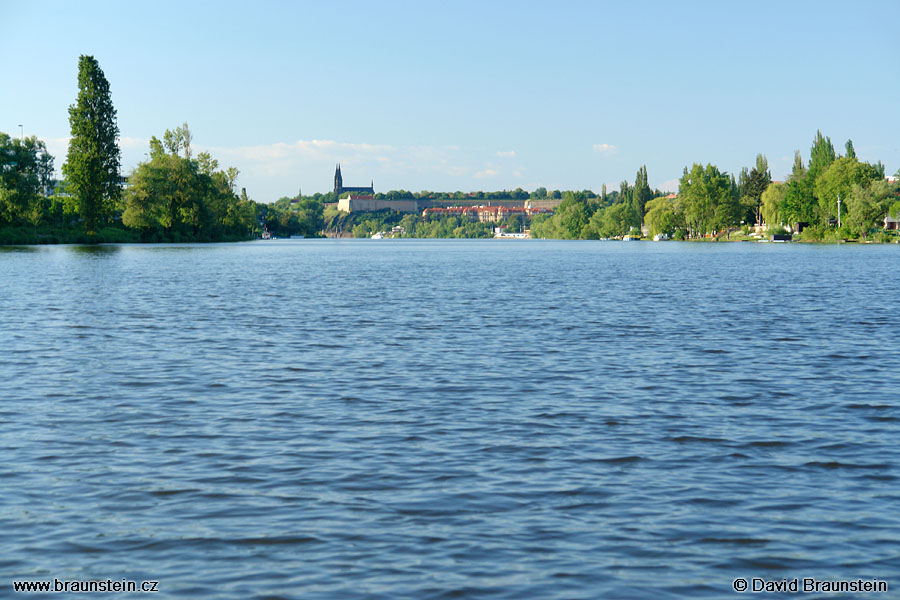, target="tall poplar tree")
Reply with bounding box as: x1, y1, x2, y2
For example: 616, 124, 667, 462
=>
63, 55, 121, 234
632, 165, 651, 222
